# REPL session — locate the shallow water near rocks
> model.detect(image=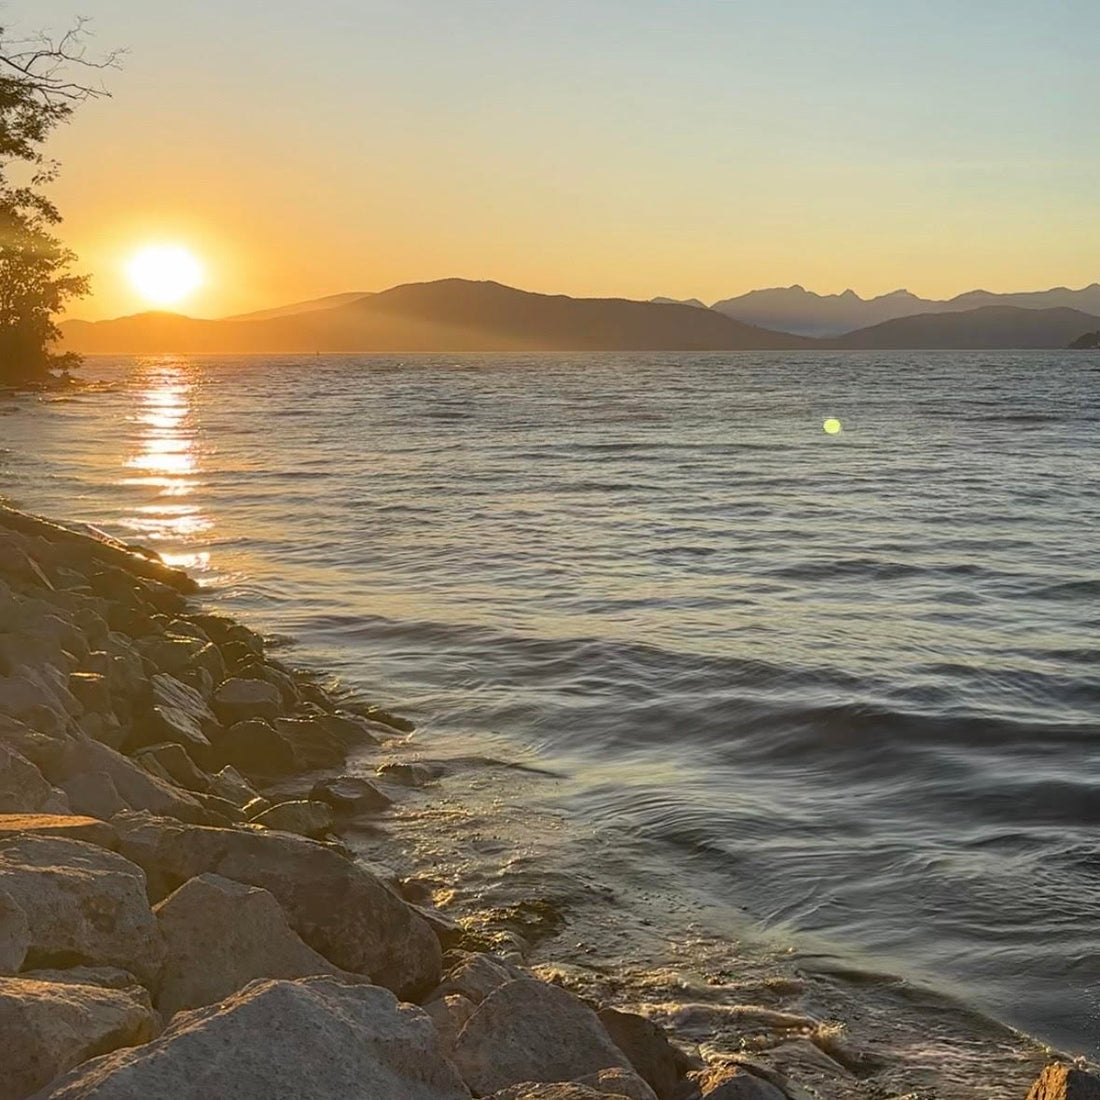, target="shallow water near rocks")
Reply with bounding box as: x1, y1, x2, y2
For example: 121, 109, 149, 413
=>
1, 352, 1097, 1083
